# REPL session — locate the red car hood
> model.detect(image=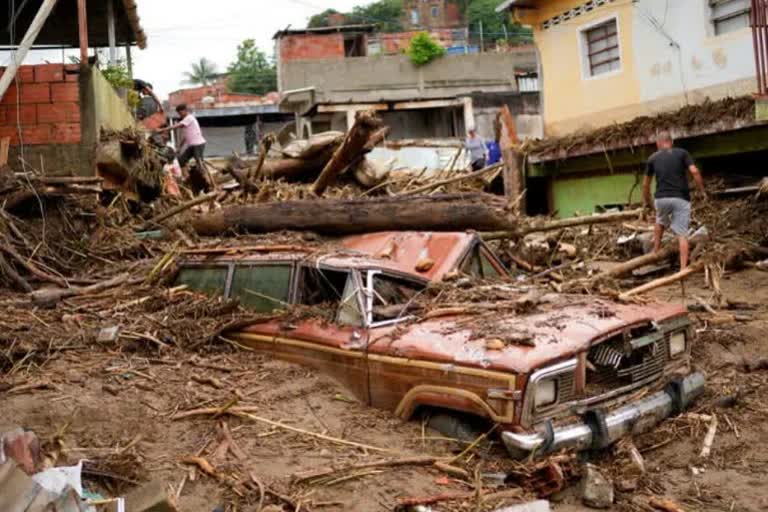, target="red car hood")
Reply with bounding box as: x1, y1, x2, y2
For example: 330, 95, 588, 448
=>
368, 296, 687, 374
